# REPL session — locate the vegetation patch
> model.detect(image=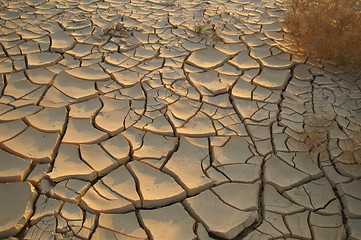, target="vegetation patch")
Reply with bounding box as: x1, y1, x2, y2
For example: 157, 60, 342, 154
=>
193, 23, 207, 35
103, 22, 142, 38
282, 0, 361, 70
304, 115, 361, 164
